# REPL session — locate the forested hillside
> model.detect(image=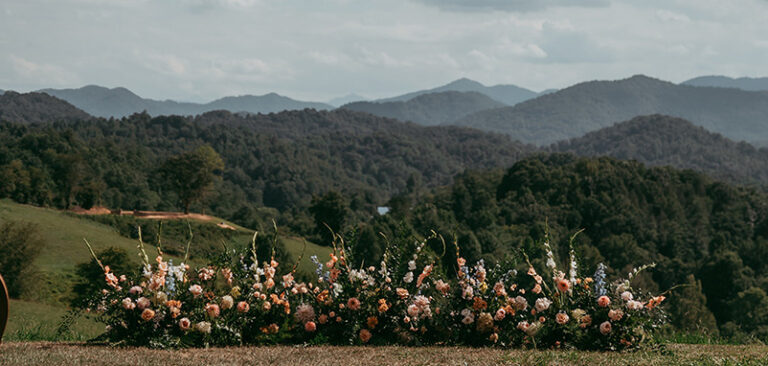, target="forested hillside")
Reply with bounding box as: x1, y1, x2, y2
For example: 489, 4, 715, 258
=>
363, 154, 768, 339
378, 77, 538, 105
0, 91, 92, 124
342, 91, 506, 126
555, 115, 768, 186
456, 75, 768, 145
0, 106, 532, 233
